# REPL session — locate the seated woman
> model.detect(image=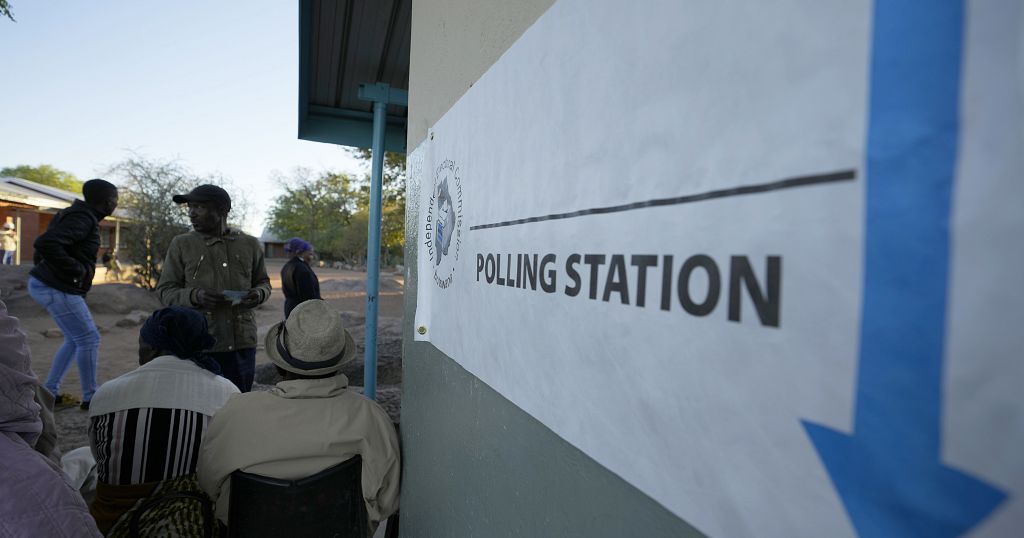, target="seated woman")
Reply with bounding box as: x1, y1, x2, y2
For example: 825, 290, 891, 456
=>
0, 300, 101, 537
87, 307, 239, 533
